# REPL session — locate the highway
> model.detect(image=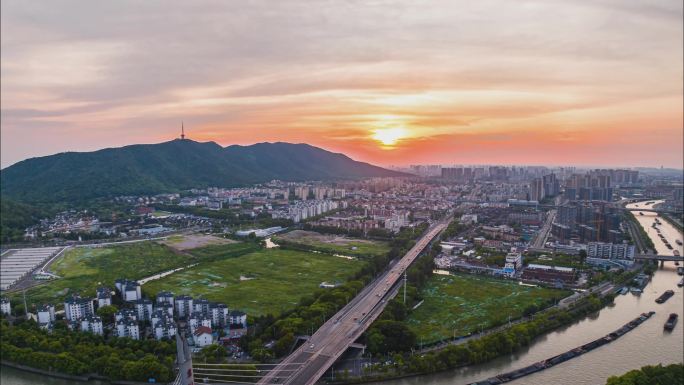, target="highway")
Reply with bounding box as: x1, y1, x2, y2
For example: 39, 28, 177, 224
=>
256, 218, 451, 385
531, 209, 556, 249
